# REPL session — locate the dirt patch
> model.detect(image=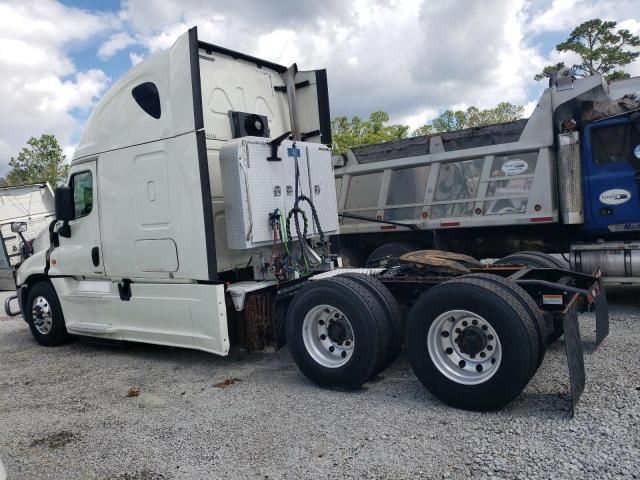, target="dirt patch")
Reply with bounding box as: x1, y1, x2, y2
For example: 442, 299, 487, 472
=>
213, 377, 241, 388
30, 431, 79, 449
